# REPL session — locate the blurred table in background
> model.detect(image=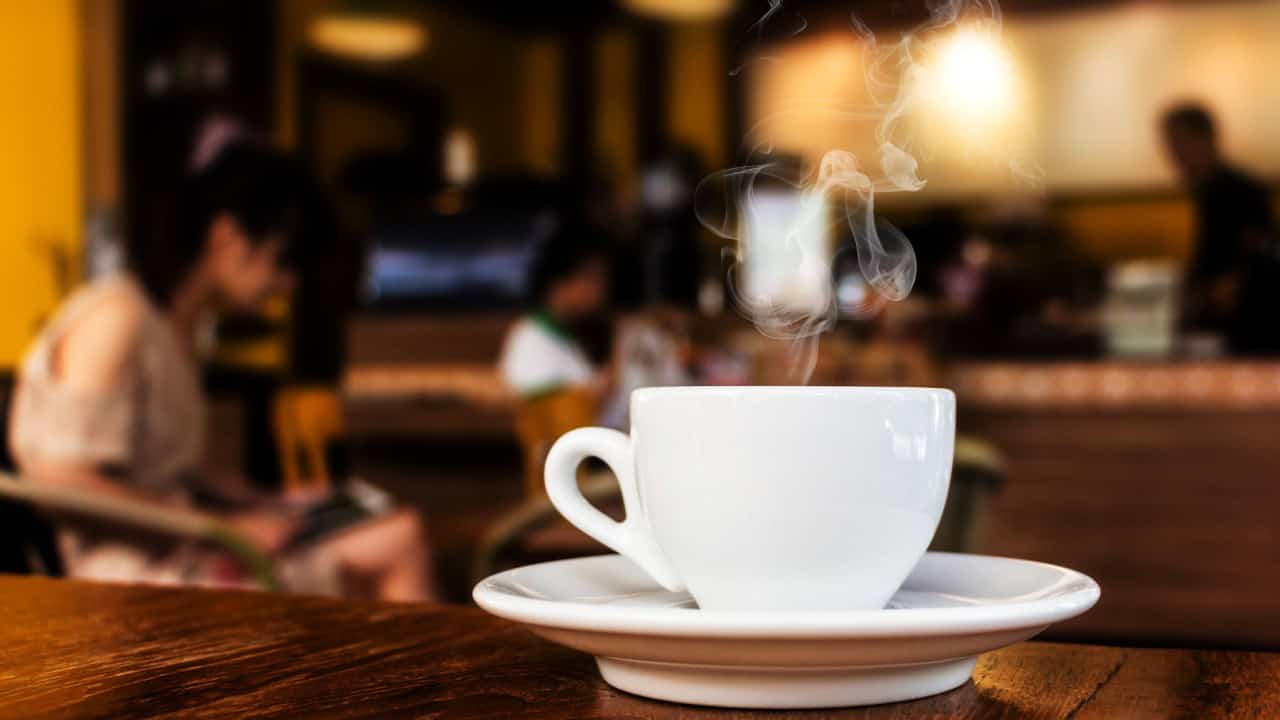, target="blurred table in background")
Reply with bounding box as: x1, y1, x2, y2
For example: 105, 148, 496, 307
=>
948, 362, 1280, 410
344, 362, 510, 438
950, 361, 1280, 649
4, 575, 1278, 719
344, 314, 513, 439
